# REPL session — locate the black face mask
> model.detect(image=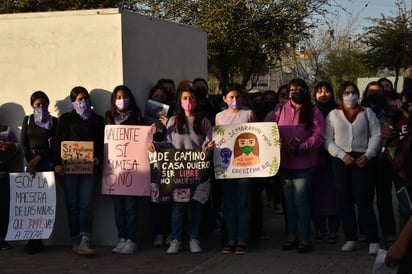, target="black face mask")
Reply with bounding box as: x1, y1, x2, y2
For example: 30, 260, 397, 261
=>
196, 87, 208, 100
256, 101, 277, 114
291, 91, 308, 104
386, 91, 399, 100
367, 93, 384, 105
